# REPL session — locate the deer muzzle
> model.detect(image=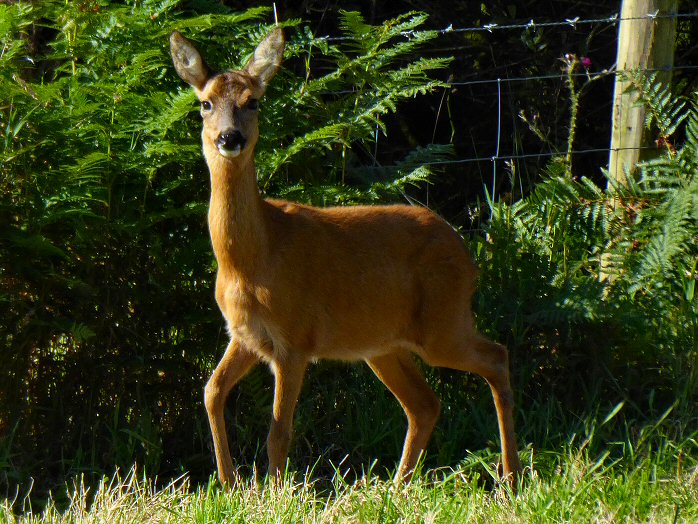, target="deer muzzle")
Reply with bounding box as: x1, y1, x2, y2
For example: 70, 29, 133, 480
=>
216, 130, 246, 158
